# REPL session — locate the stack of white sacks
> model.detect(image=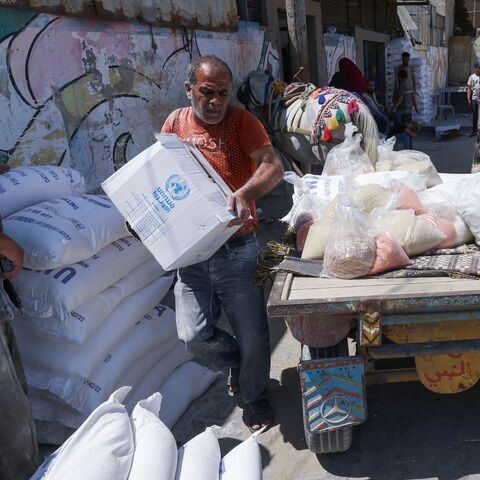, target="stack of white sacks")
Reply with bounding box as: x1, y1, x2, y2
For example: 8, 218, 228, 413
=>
1, 166, 219, 445
31, 388, 264, 480
386, 37, 435, 124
